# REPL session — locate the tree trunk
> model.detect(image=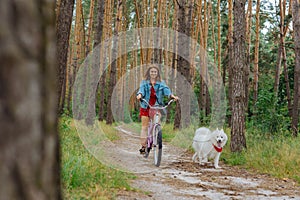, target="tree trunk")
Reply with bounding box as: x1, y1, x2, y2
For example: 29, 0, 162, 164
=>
274, 0, 285, 97
244, 0, 252, 117
230, 0, 247, 152
106, 0, 123, 124
253, 0, 260, 108
280, 0, 293, 117
0, 0, 61, 199
227, 0, 234, 127
85, 0, 105, 125
292, 0, 300, 137
98, 0, 112, 121
282, 41, 293, 117
86, 0, 95, 55
217, 0, 221, 72
168, 3, 178, 125
67, 43, 74, 114
174, 0, 193, 129
274, 46, 283, 96
134, 0, 145, 66
73, 0, 87, 120
56, 0, 75, 114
